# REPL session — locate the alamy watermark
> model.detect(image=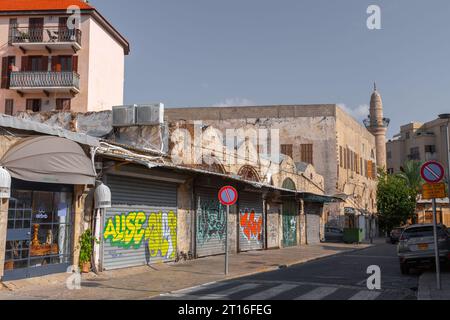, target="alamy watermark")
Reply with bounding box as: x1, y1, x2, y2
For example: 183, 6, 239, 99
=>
366, 265, 381, 290
66, 265, 82, 290
170, 122, 281, 167
367, 5, 381, 30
